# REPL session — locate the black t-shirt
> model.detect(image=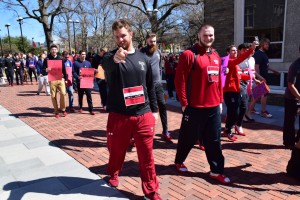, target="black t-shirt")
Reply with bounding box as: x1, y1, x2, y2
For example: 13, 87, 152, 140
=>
285, 58, 300, 100
102, 49, 158, 116
253, 50, 269, 79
